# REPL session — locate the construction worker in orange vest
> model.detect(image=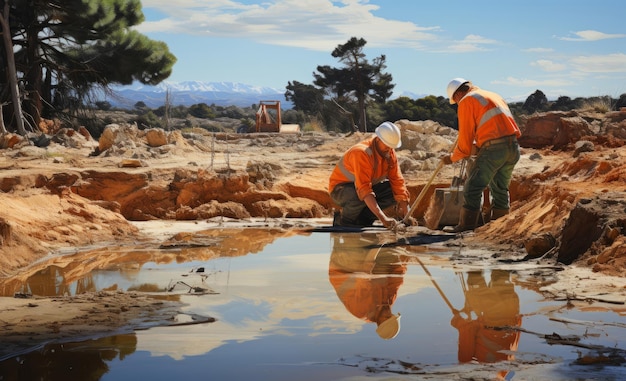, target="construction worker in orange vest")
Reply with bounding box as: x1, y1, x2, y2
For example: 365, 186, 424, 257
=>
451, 270, 521, 379
329, 122, 411, 230
328, 234, 406, 340
441, 79, 522, 232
